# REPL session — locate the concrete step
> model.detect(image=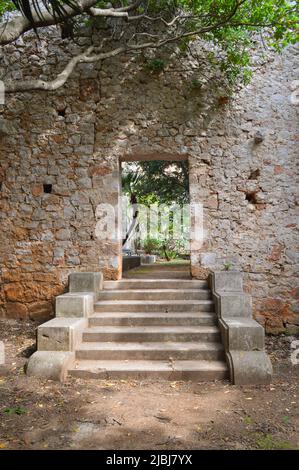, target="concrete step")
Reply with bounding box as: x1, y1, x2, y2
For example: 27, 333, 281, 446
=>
98, 289, 211, 301
89, 312, 217, 327
138, 264, 190, 271
94, 299, 214, 313
103, 280, 208, 290
69, 359, 228, 380
82, 325, 220, 342
123, 271, 191, 279
76, 341, 225, 360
